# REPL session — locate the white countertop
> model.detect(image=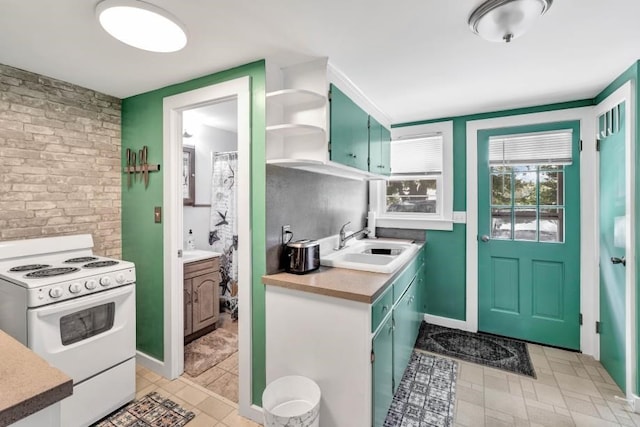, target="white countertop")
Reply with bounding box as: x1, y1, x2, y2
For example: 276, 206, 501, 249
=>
182, 249, 222, 263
